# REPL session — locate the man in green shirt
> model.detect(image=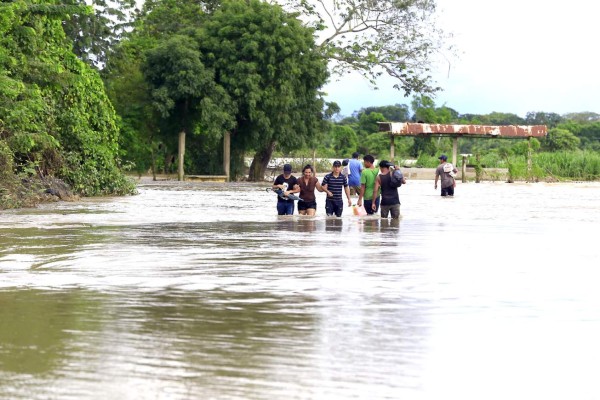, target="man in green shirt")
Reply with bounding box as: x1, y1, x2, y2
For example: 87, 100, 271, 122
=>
357, 154, 380, 215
